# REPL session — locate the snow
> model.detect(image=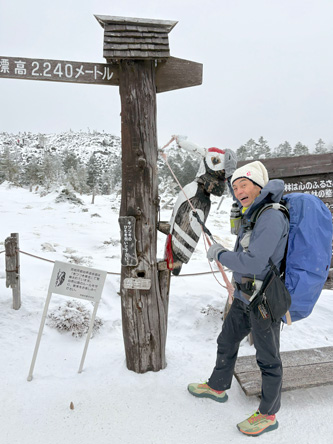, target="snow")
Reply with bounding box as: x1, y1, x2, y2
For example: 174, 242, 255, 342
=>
0, 183, 332, 444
